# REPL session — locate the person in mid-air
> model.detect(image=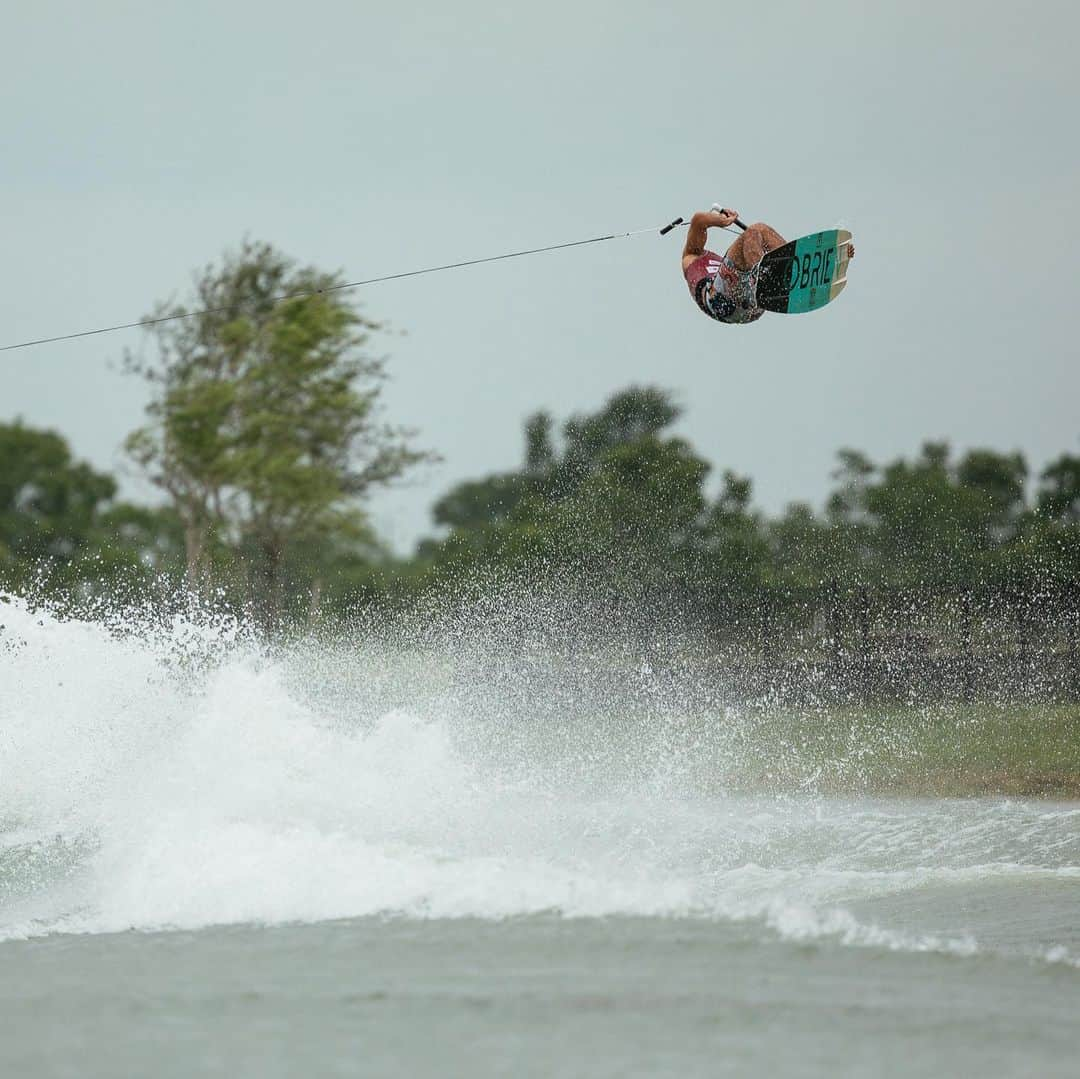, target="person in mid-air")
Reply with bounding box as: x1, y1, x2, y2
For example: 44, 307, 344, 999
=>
682, 205, 854, 324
